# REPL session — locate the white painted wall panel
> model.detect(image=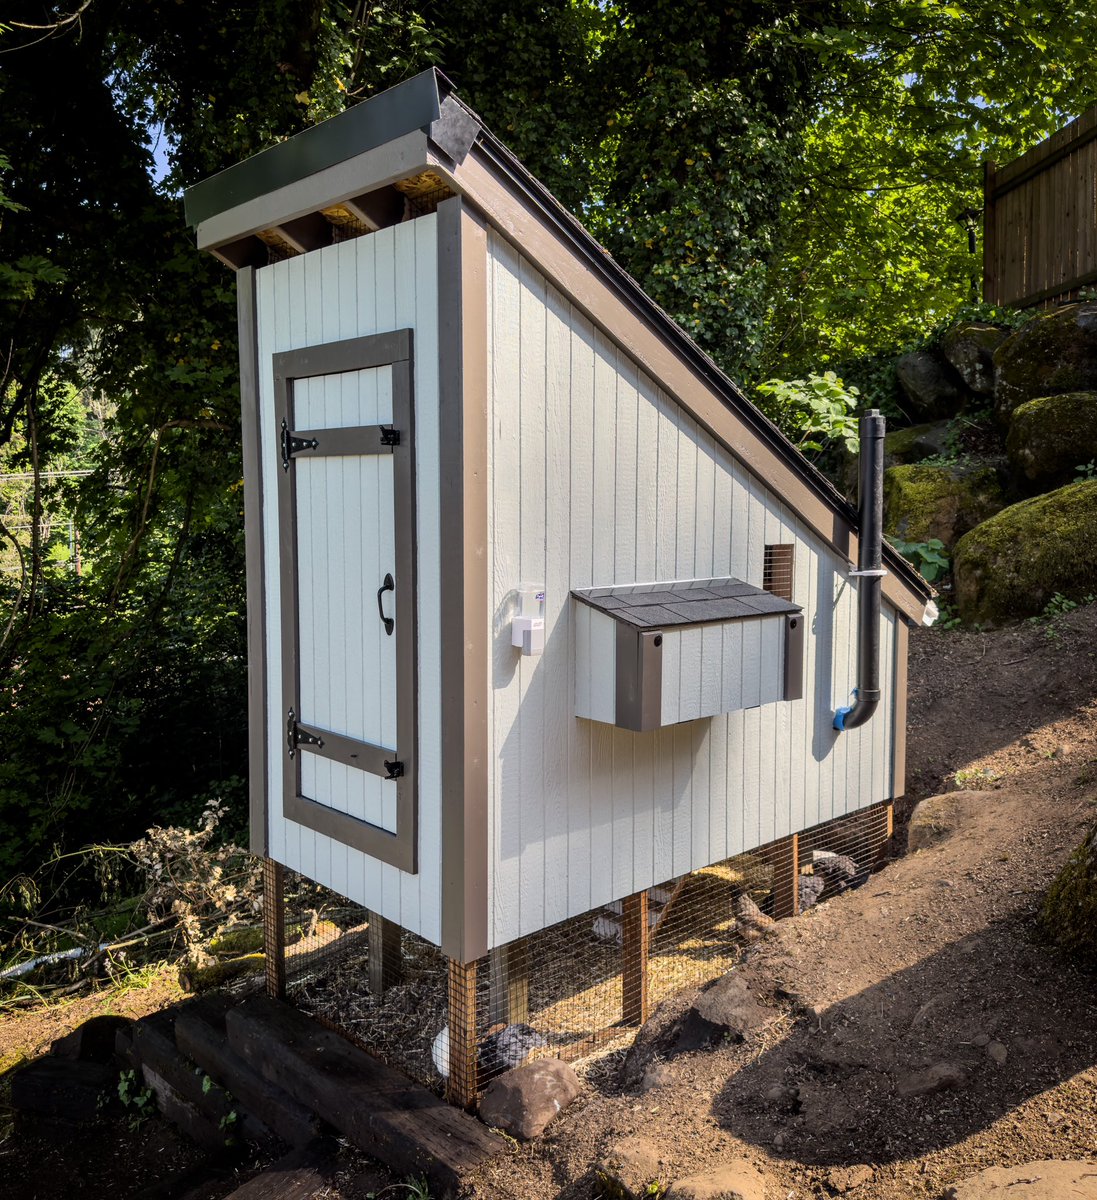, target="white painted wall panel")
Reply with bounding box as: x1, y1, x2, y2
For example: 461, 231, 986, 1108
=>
485, 229, 907, 949
256, 215, 441, 944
